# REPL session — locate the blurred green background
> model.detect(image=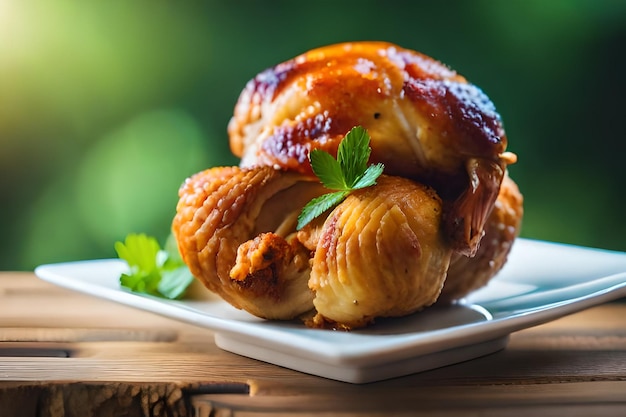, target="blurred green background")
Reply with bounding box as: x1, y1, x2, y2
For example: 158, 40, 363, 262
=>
1, 0, 625, 271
